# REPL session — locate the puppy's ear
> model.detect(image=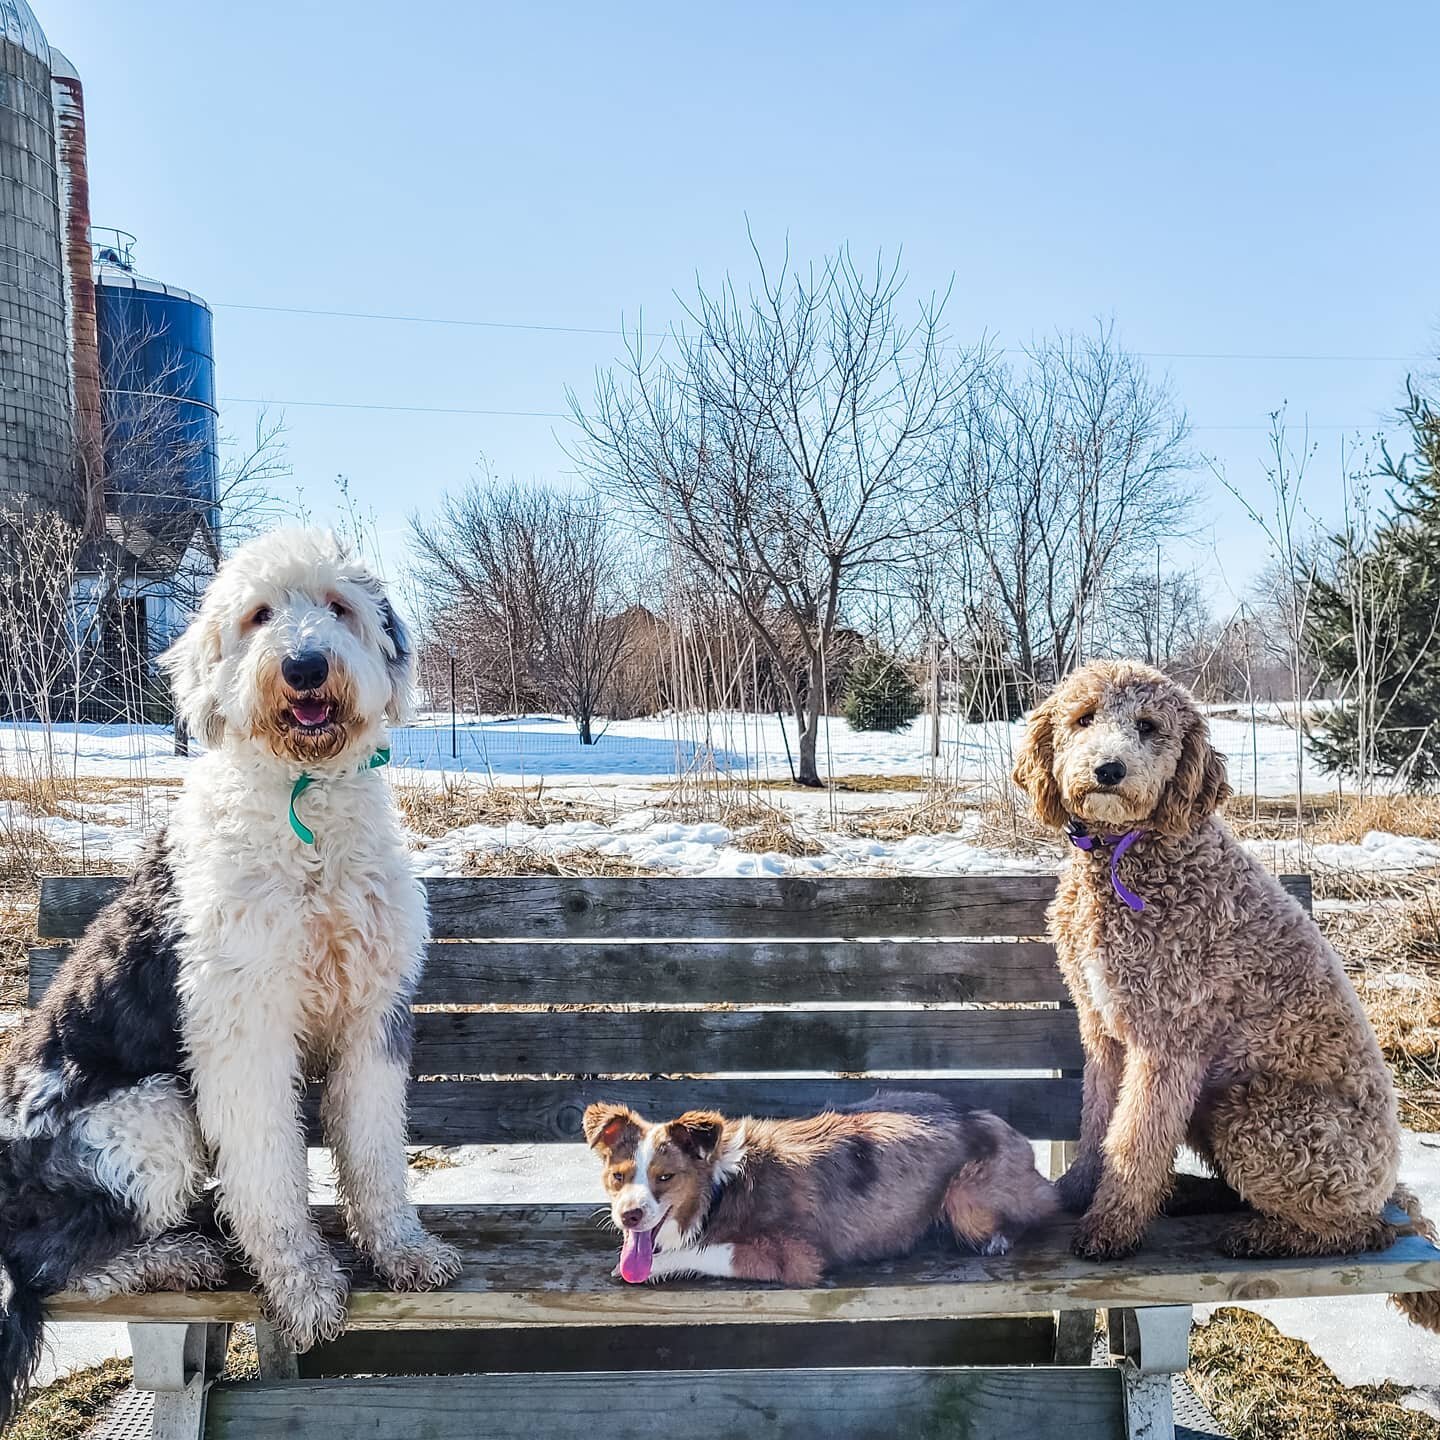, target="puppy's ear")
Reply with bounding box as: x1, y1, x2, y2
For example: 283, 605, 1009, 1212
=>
378, 595, 414, 725
669, 1110, 726, 1159
1012, 696, 1066, 829
159, 609, 225, 747
583, 1103, 641, 1152
1153, 714, 1232, 835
